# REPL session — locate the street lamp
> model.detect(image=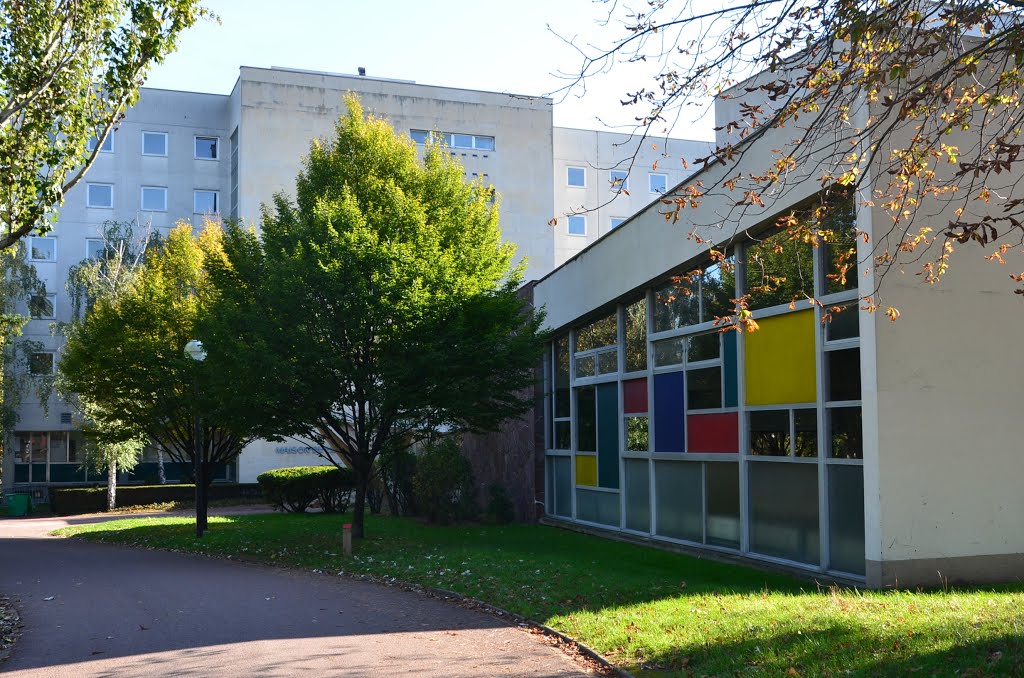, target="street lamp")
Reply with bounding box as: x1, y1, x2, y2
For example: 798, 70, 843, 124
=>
184, 340, 206, 537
